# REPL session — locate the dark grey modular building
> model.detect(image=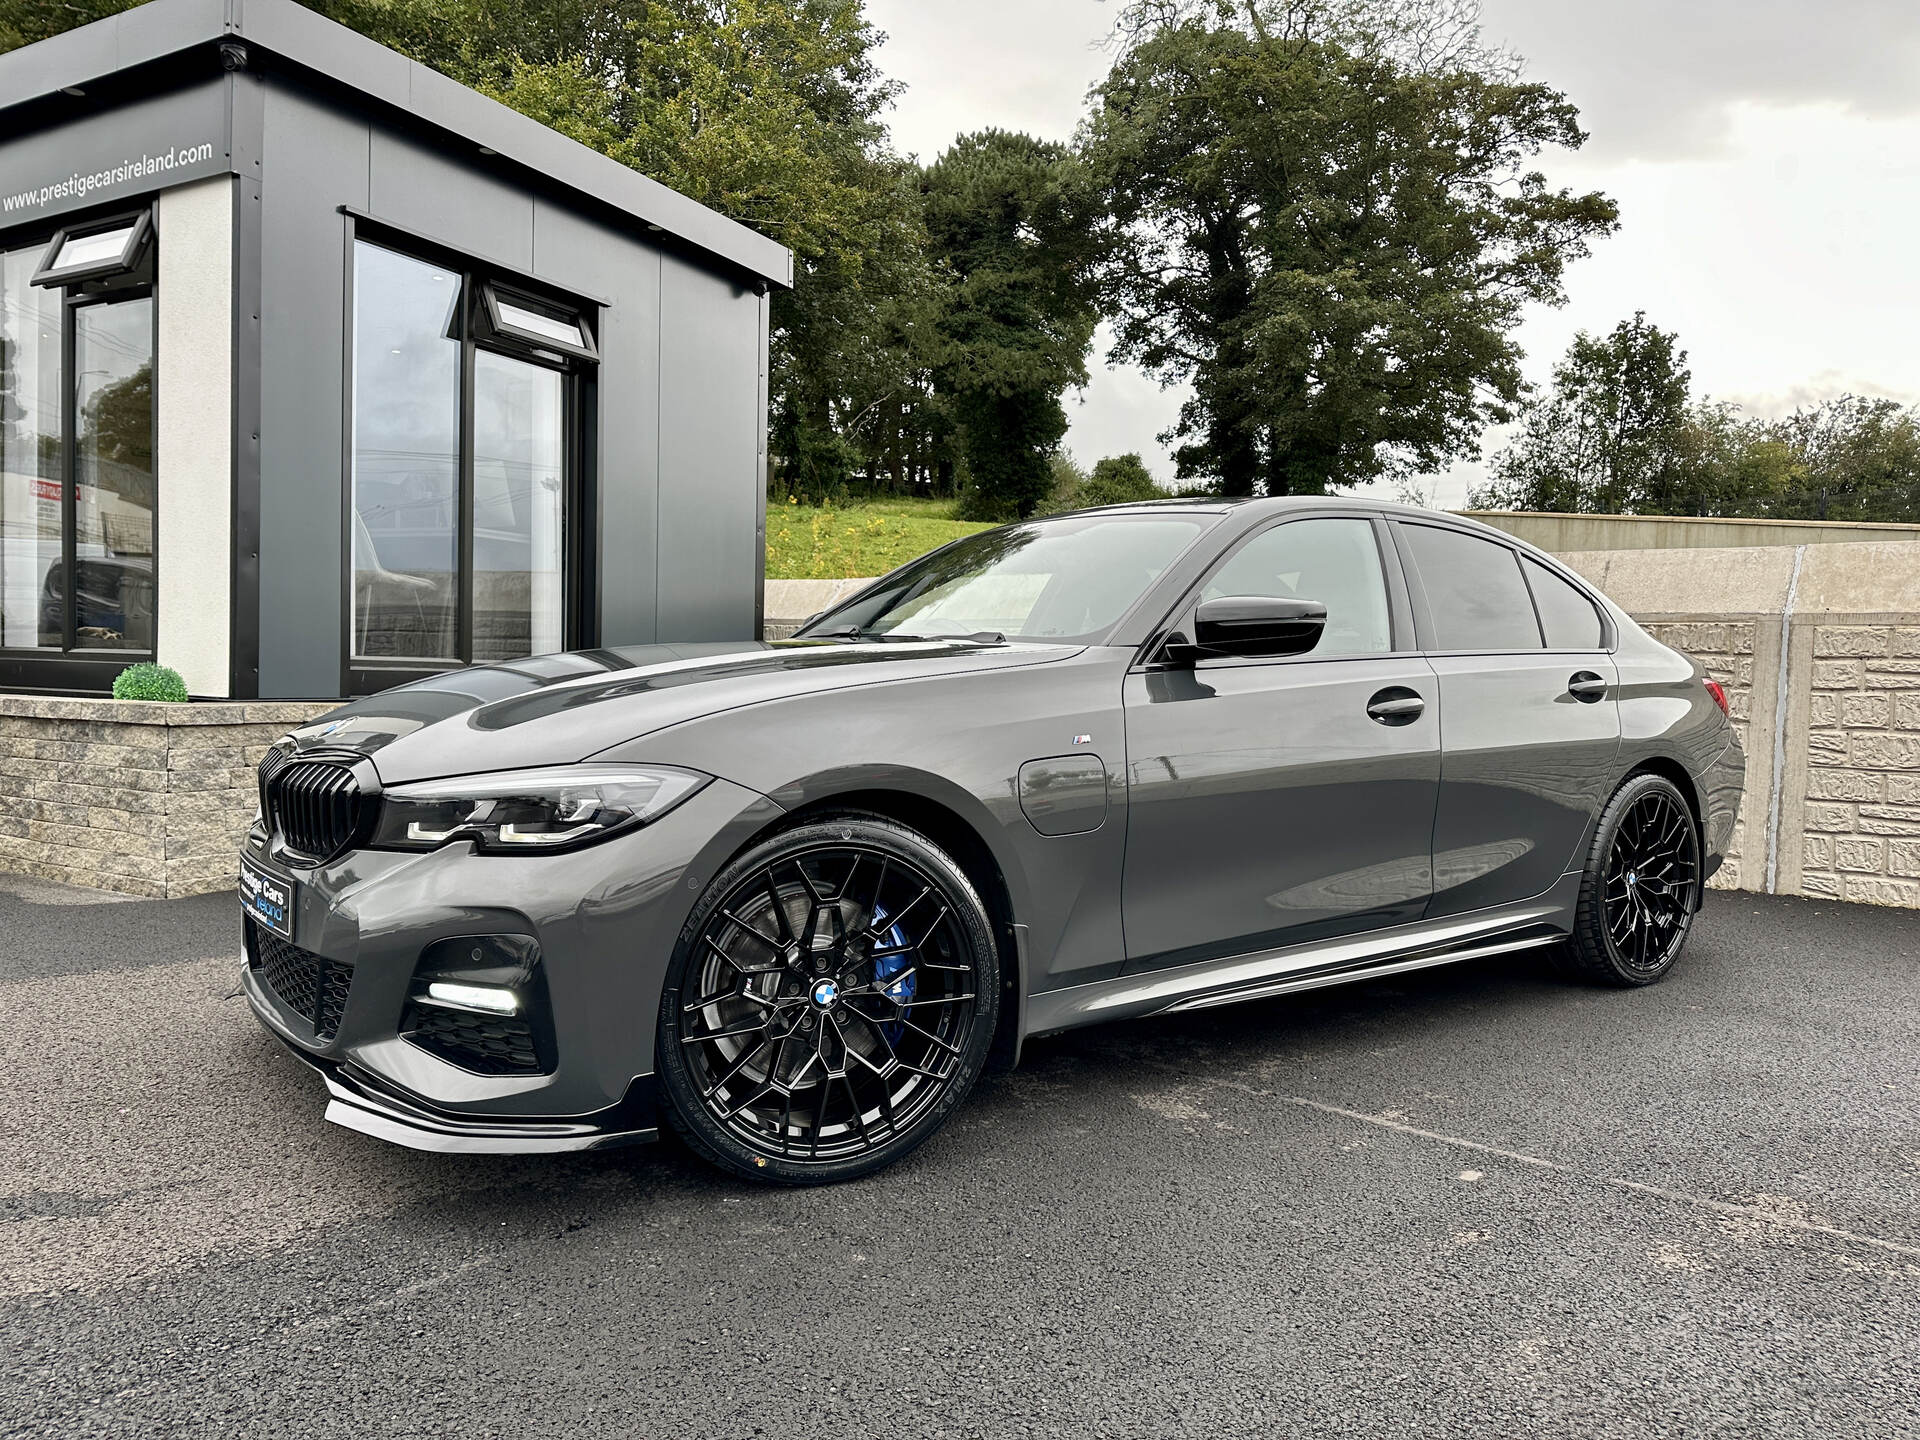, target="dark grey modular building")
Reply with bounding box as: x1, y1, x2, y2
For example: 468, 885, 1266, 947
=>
0, 0, 789, 699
